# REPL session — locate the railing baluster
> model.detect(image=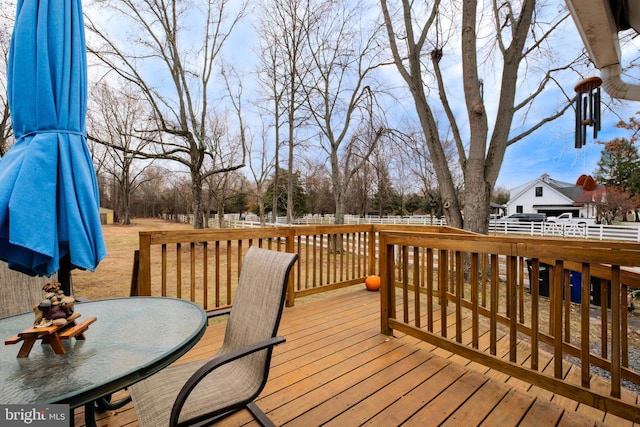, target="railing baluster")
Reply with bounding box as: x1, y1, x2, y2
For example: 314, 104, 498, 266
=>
455, 250, 463, 343
414, 246, 421, 329
518, 257, 525, 324
611, 265, 621, 398
600, 278, 608, 358
481, 253, 487, 307
427, 247, 434, 333
490, 253, 498, 356
190, 242, 195, 302
564, 268, 571, 342
202, 242, 208, 310
439, 249, 448, 338
176, 243, 182, 300
531, 258, 540, 371
471, 252, 479, 349
508, 255, 517, 363
402, 245, 409, 324
553, 259, 564, 379
161, 244, 167, 297
581, 262, 591, 388
215, 241, 220, 307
